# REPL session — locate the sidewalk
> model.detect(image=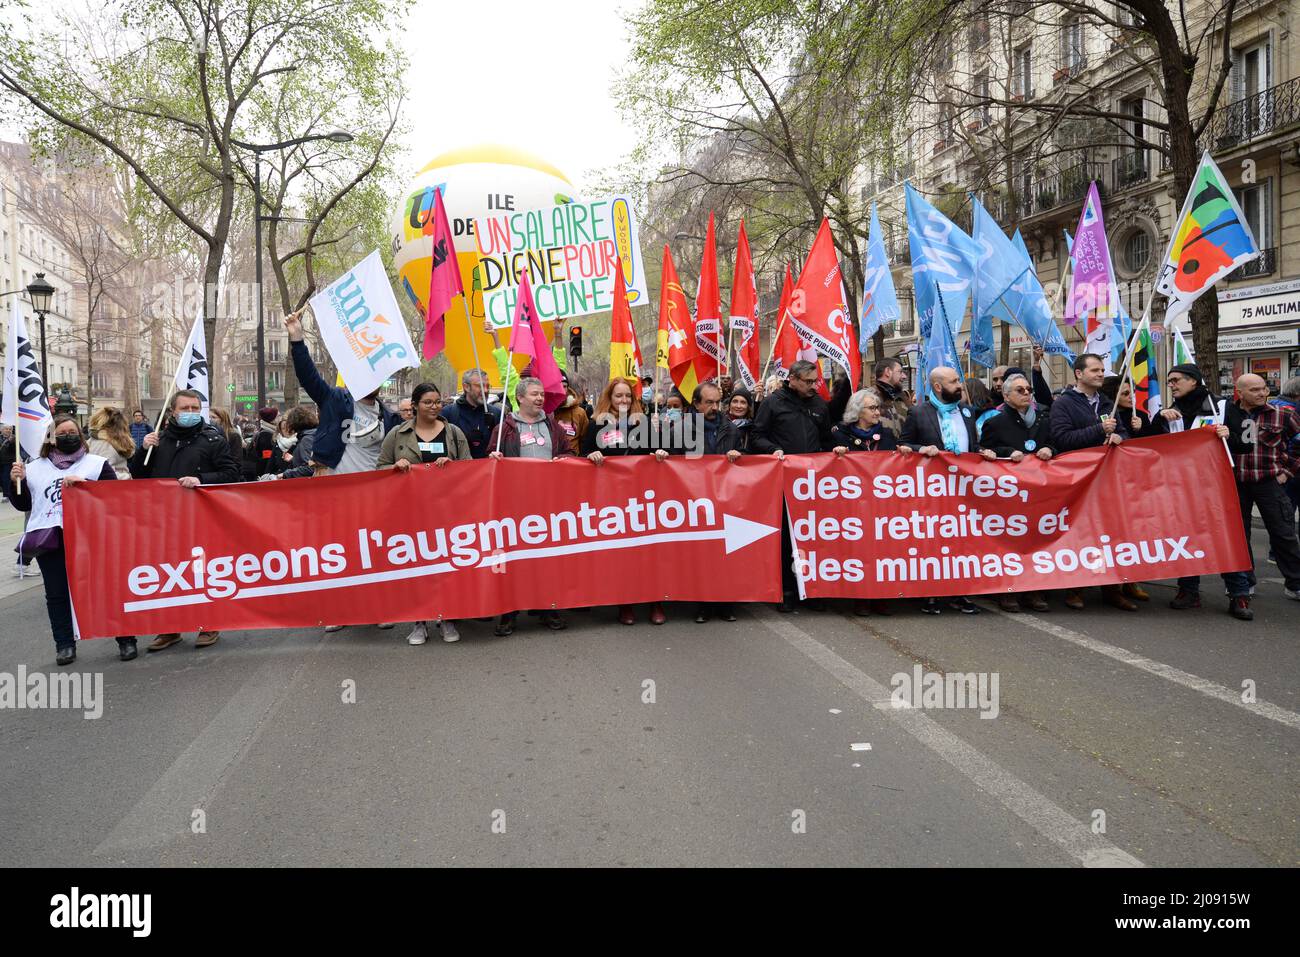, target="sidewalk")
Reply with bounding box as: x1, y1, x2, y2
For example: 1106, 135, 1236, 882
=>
0, 500, 41, 601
